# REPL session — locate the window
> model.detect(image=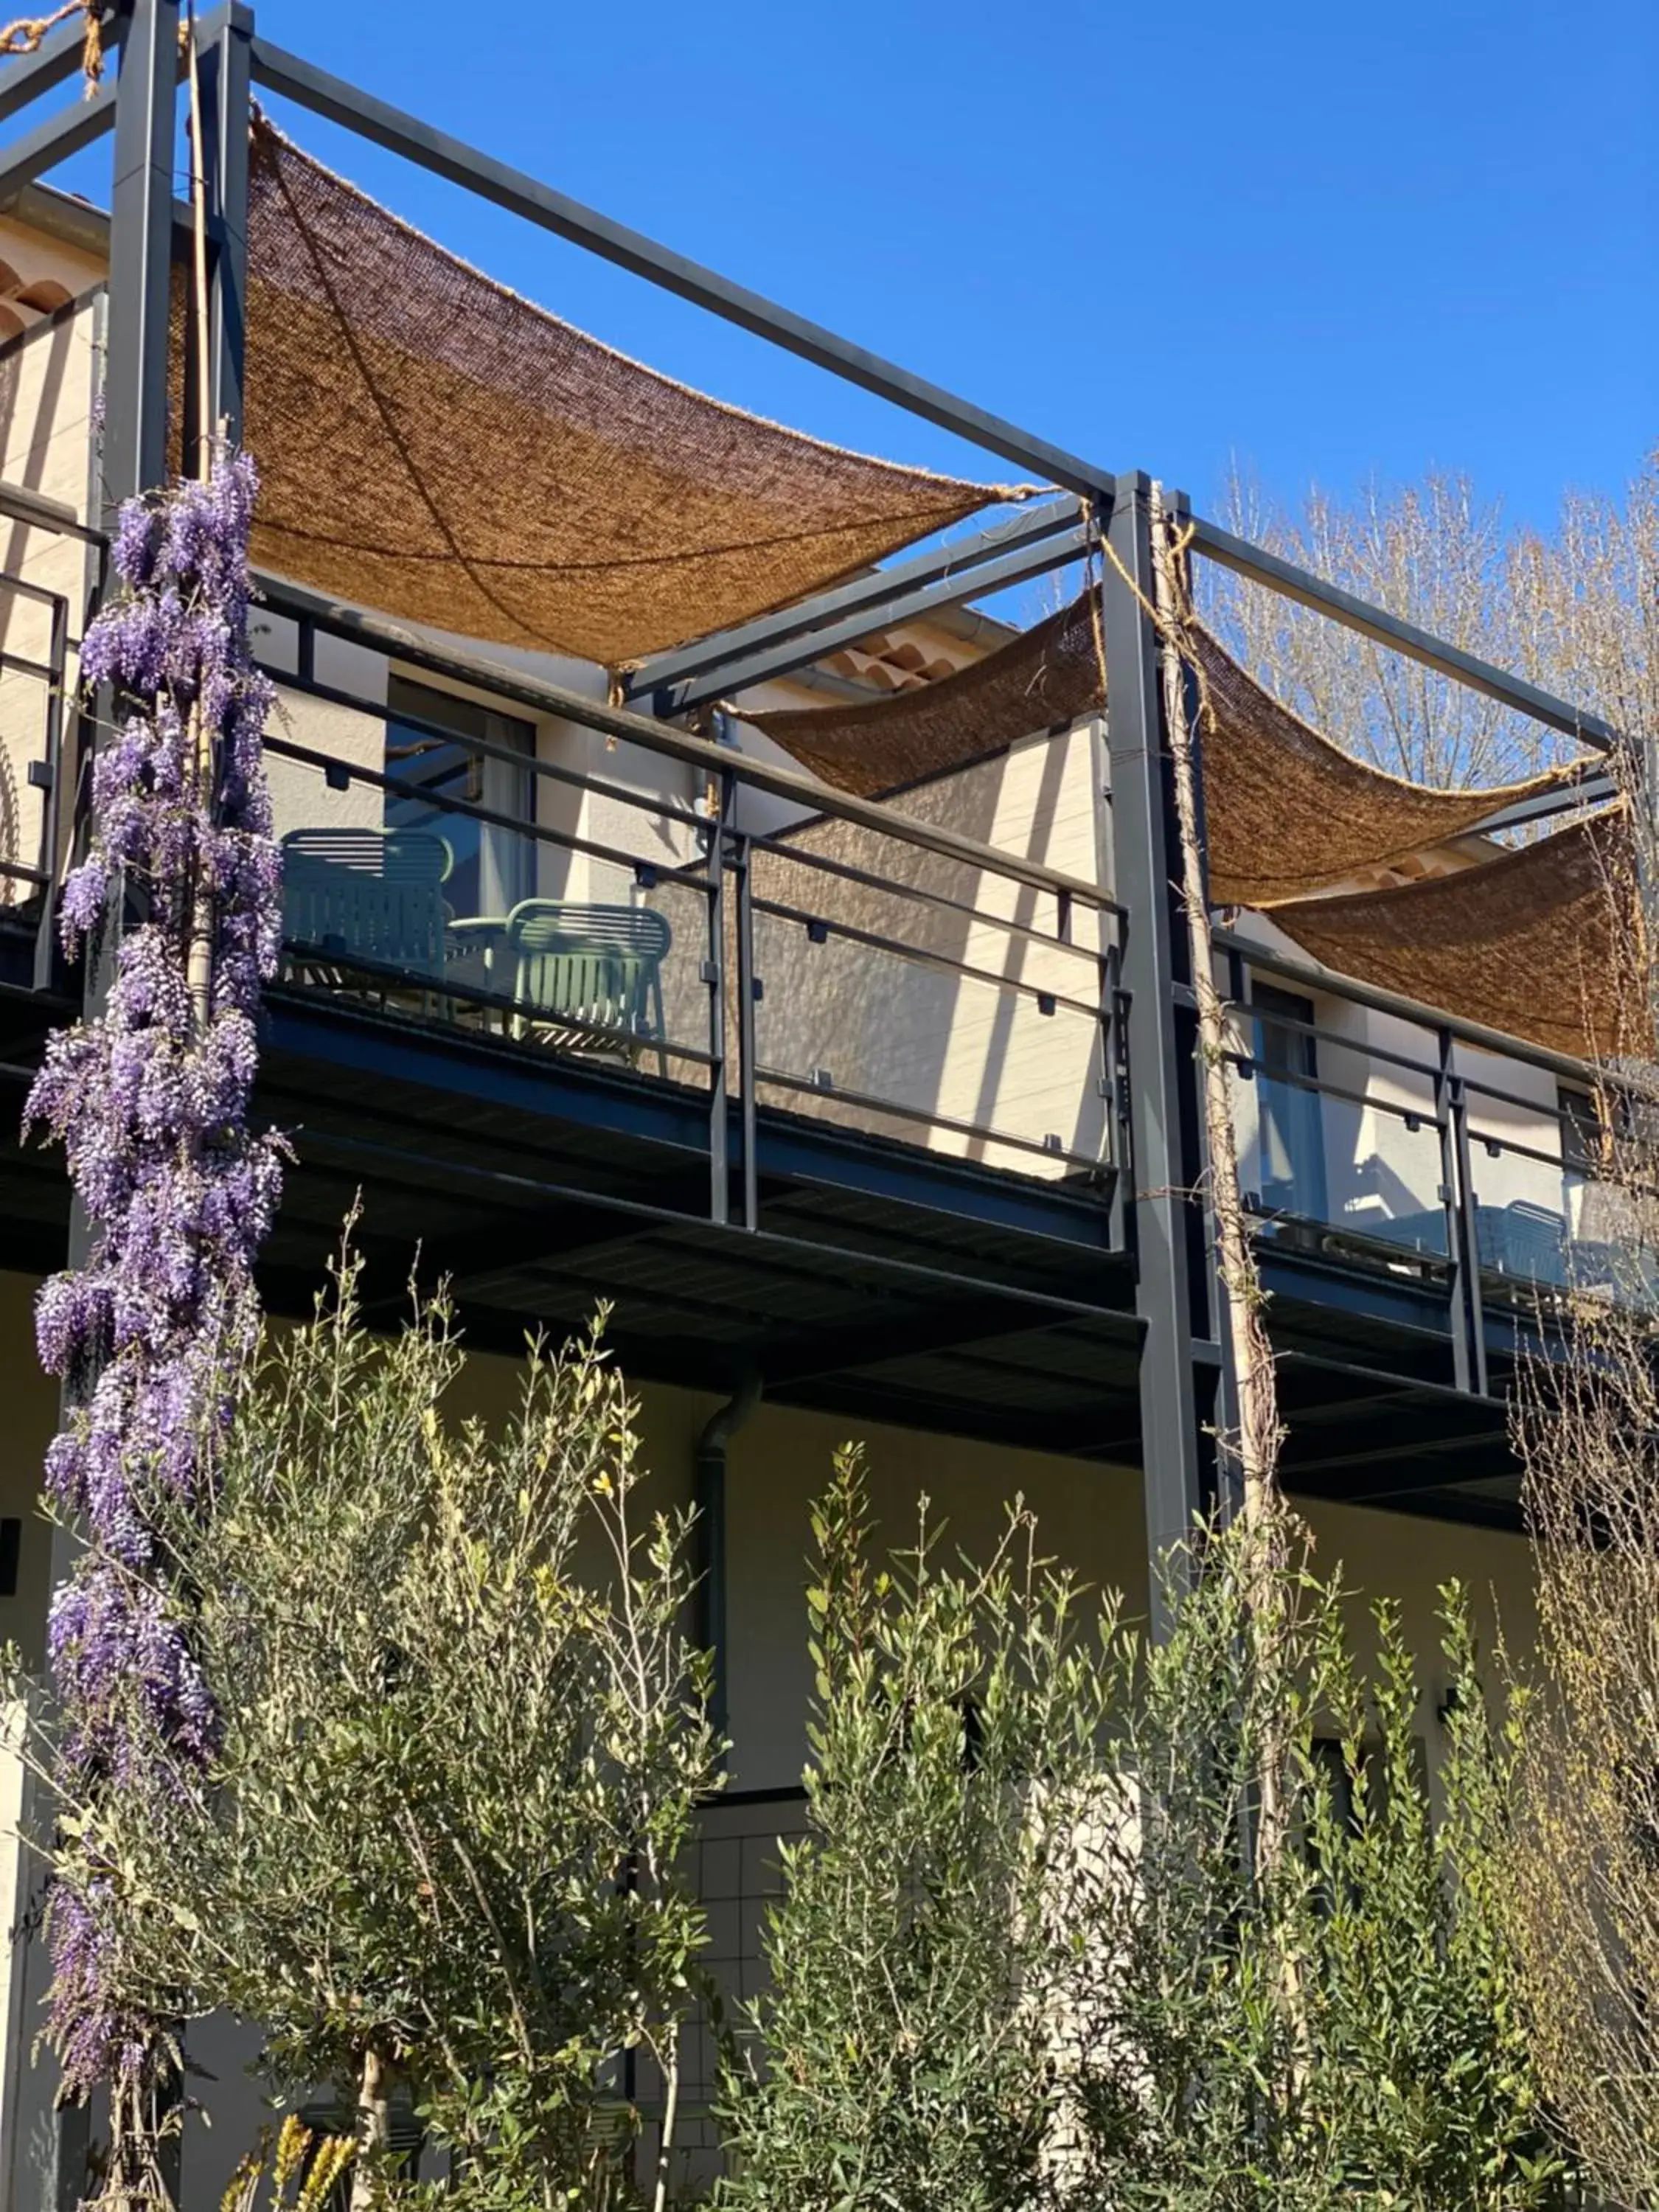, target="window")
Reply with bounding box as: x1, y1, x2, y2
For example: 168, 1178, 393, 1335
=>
383, 674, 535, 922
1253, 982, 1327, 1224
